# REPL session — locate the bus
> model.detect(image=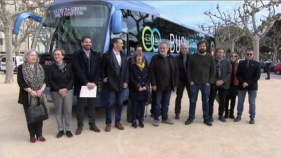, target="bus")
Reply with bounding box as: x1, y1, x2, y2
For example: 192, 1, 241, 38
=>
13, 0, 215, 107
